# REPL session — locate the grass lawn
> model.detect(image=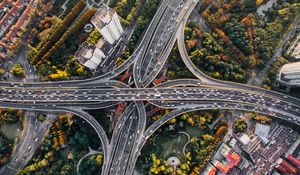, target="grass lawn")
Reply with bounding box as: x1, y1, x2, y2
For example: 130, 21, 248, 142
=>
183, 125, 204, 137
154, 132, 189, 160
1, 122, 20, 140
151, 125, 206, 161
